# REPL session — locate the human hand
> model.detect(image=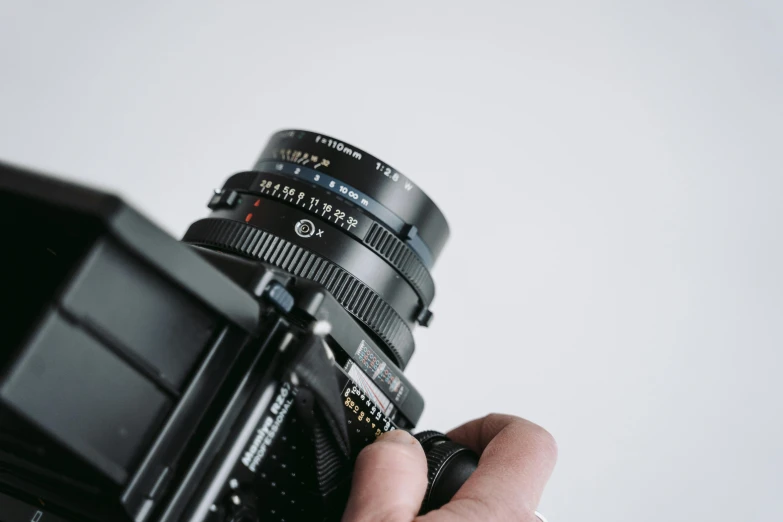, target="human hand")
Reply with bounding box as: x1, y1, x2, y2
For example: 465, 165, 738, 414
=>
342, 413, 557, 521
